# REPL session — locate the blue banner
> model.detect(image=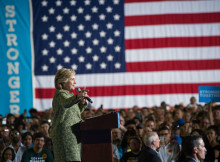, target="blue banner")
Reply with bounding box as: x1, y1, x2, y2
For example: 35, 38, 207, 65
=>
199, 86, 220, 103
0, 0, 33, 115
